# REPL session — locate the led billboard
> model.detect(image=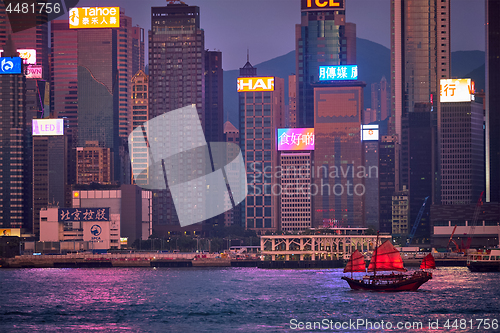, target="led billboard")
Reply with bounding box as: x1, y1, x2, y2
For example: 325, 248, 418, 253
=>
0, 57, 22, 74
301, 0, 344, 11
0, 228, 21, 237
32, 119, 64, 136
440, 79, 475, 103
278, 128, 315, 151
25, 65, 42, 79
69, 7, 120, 29
237, 77, 274, 92
319, 65, 358, 81
0, 49, 36, 64
361, 125, 379, 141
